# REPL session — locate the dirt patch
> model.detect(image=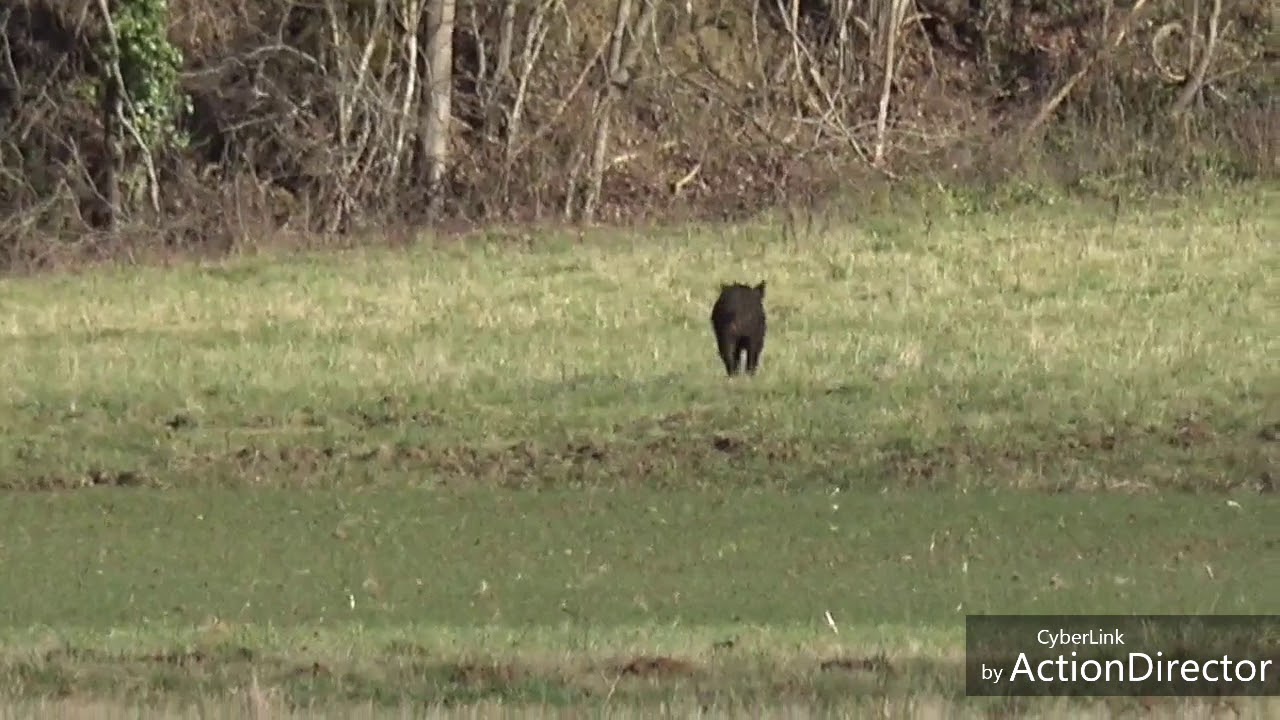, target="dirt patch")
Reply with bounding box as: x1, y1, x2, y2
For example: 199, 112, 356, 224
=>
41, 646, 256, 667
230, 444, 340, 477
656, 411, 697, 431
86, 469, 147, 487
447, 661, 526, 687
614, 655, 699, 678
1169, 416, 1215, 448
1258, 423, 1280, 443
163, 413, 198, 431
818, 655, 890, 673
14, 468, 156, 492
711, 435, 744, 455
1067, 431, 1118, 451
292, 661, 331, 679
878, 441, 975, 484
570, 442, 608, 463
350, 395, 437, 429
9, 406, 1275, 492
148, 650, 208, 667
